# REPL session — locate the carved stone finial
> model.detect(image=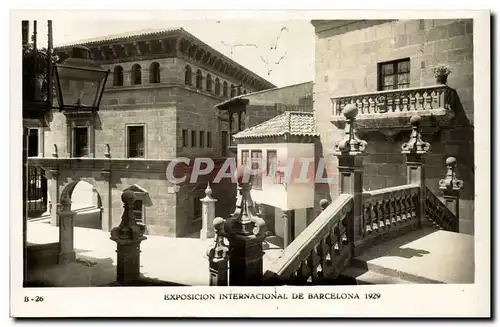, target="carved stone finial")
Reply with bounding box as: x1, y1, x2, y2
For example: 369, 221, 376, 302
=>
439, 157, 464, 191
205, 182, 213, 197
121, 190, 136, 206
319, 199, 330, 211
401, 115, 431, 154
334, 104, 367, 156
